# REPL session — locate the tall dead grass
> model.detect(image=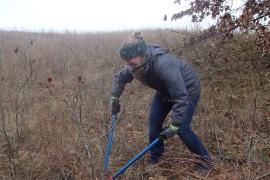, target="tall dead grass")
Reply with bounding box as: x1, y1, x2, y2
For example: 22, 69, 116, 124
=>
0, 29, 269, 179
